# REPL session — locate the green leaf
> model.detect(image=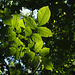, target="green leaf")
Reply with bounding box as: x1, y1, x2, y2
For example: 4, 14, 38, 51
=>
9, 47, 16, 55
37, 6, 51, 26
16, 48, 20, 60
8, 31, 16, 41
31, 56, 41, 68
25, 51, 35, 61
37, 27, 53, 37
32, 33, 42, 42
25, 27, 32, 36
24, 16, 37, 29
3, 14, 20, 27
20, 52, 25, 58
16, 25, 21, 33
3, 16, 13, 26
33, 41, 43, 52
39, 47, 50, 56
18, 19, 25, 28
18, 34, 24, 39
15, 37, 24, 46
12, 14, 20, 27
42, 57, 53, 71
28, 41, 34, 48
